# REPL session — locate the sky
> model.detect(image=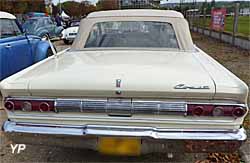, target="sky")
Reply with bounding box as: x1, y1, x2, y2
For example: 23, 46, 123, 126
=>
52, 0, 249, 5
